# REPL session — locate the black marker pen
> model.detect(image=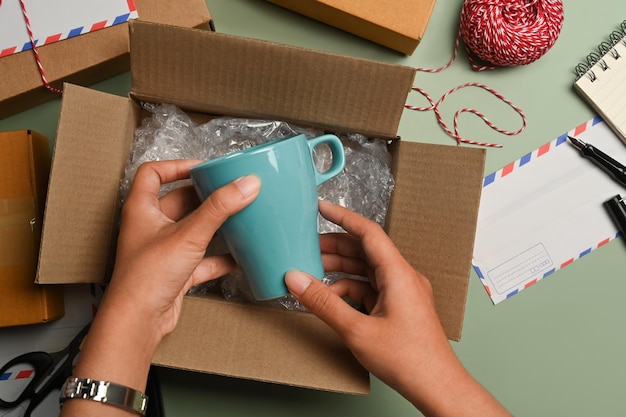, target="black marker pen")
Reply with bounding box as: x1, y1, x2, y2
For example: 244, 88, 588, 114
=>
604, 194, 626, 238
567, 136, 626, 187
